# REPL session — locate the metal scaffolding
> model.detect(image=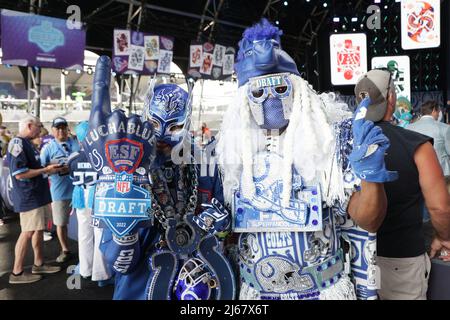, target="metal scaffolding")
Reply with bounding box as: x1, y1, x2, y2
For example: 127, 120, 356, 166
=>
261, 0, 281, 21
27, 0, 42, 117
294, 5, 329, 90
197, 0, 226, 42
119, 0, 146, 114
